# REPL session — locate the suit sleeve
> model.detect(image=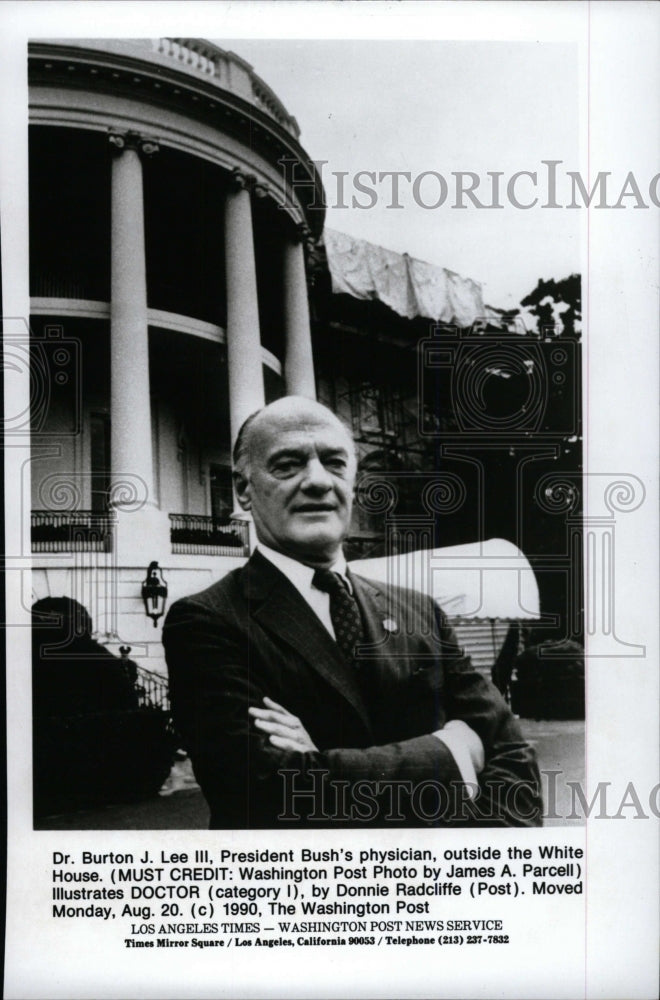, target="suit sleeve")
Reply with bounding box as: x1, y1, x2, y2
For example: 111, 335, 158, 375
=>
163, 594, 463, 827
430, 604, 543, 827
